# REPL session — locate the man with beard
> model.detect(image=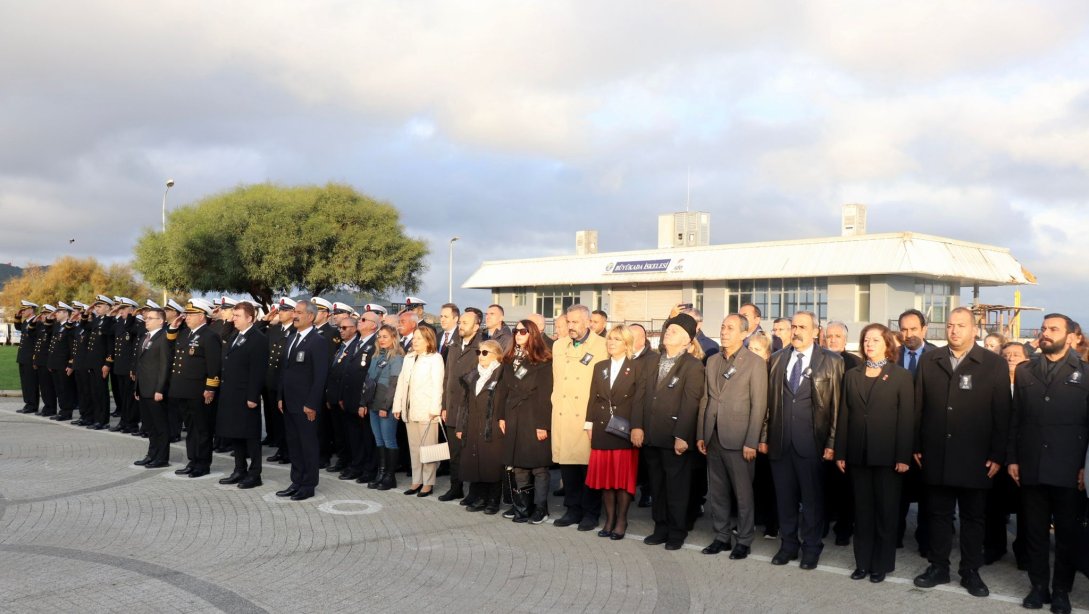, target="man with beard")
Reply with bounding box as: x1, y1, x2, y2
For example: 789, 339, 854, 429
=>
1007, 314, 1088, 613
913, 307, 1010, 598
895, 308, 939, 555
438, 307, 482, 502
